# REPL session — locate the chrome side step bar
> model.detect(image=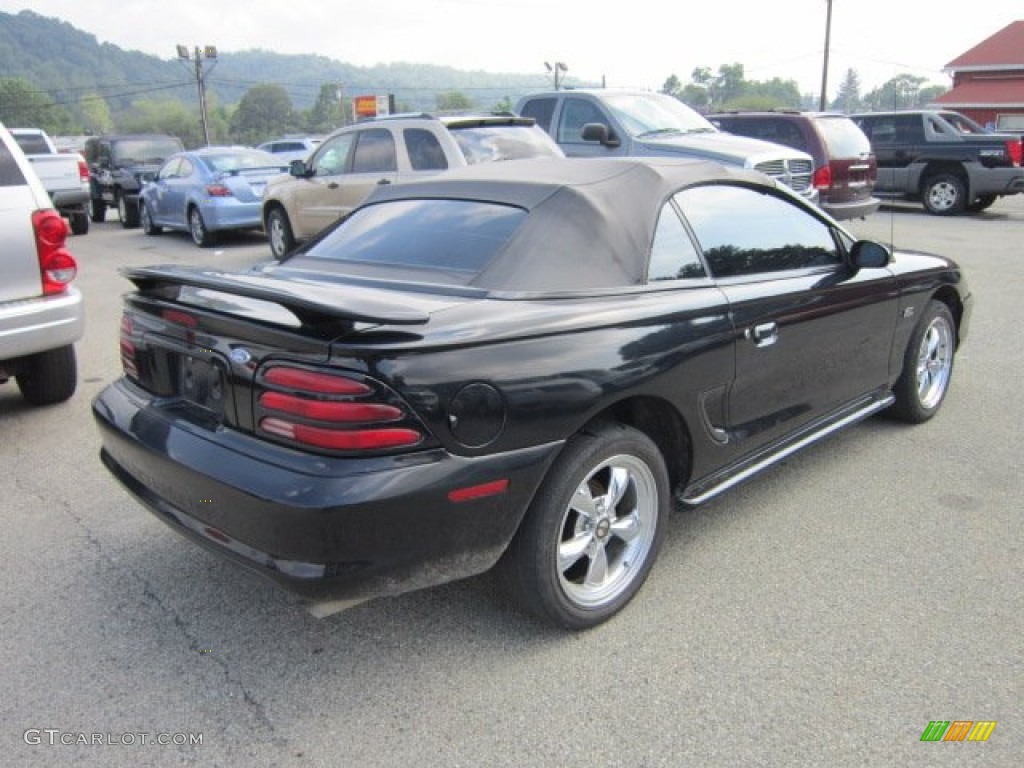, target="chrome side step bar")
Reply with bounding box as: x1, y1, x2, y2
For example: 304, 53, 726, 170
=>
680, 395, 895, 506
